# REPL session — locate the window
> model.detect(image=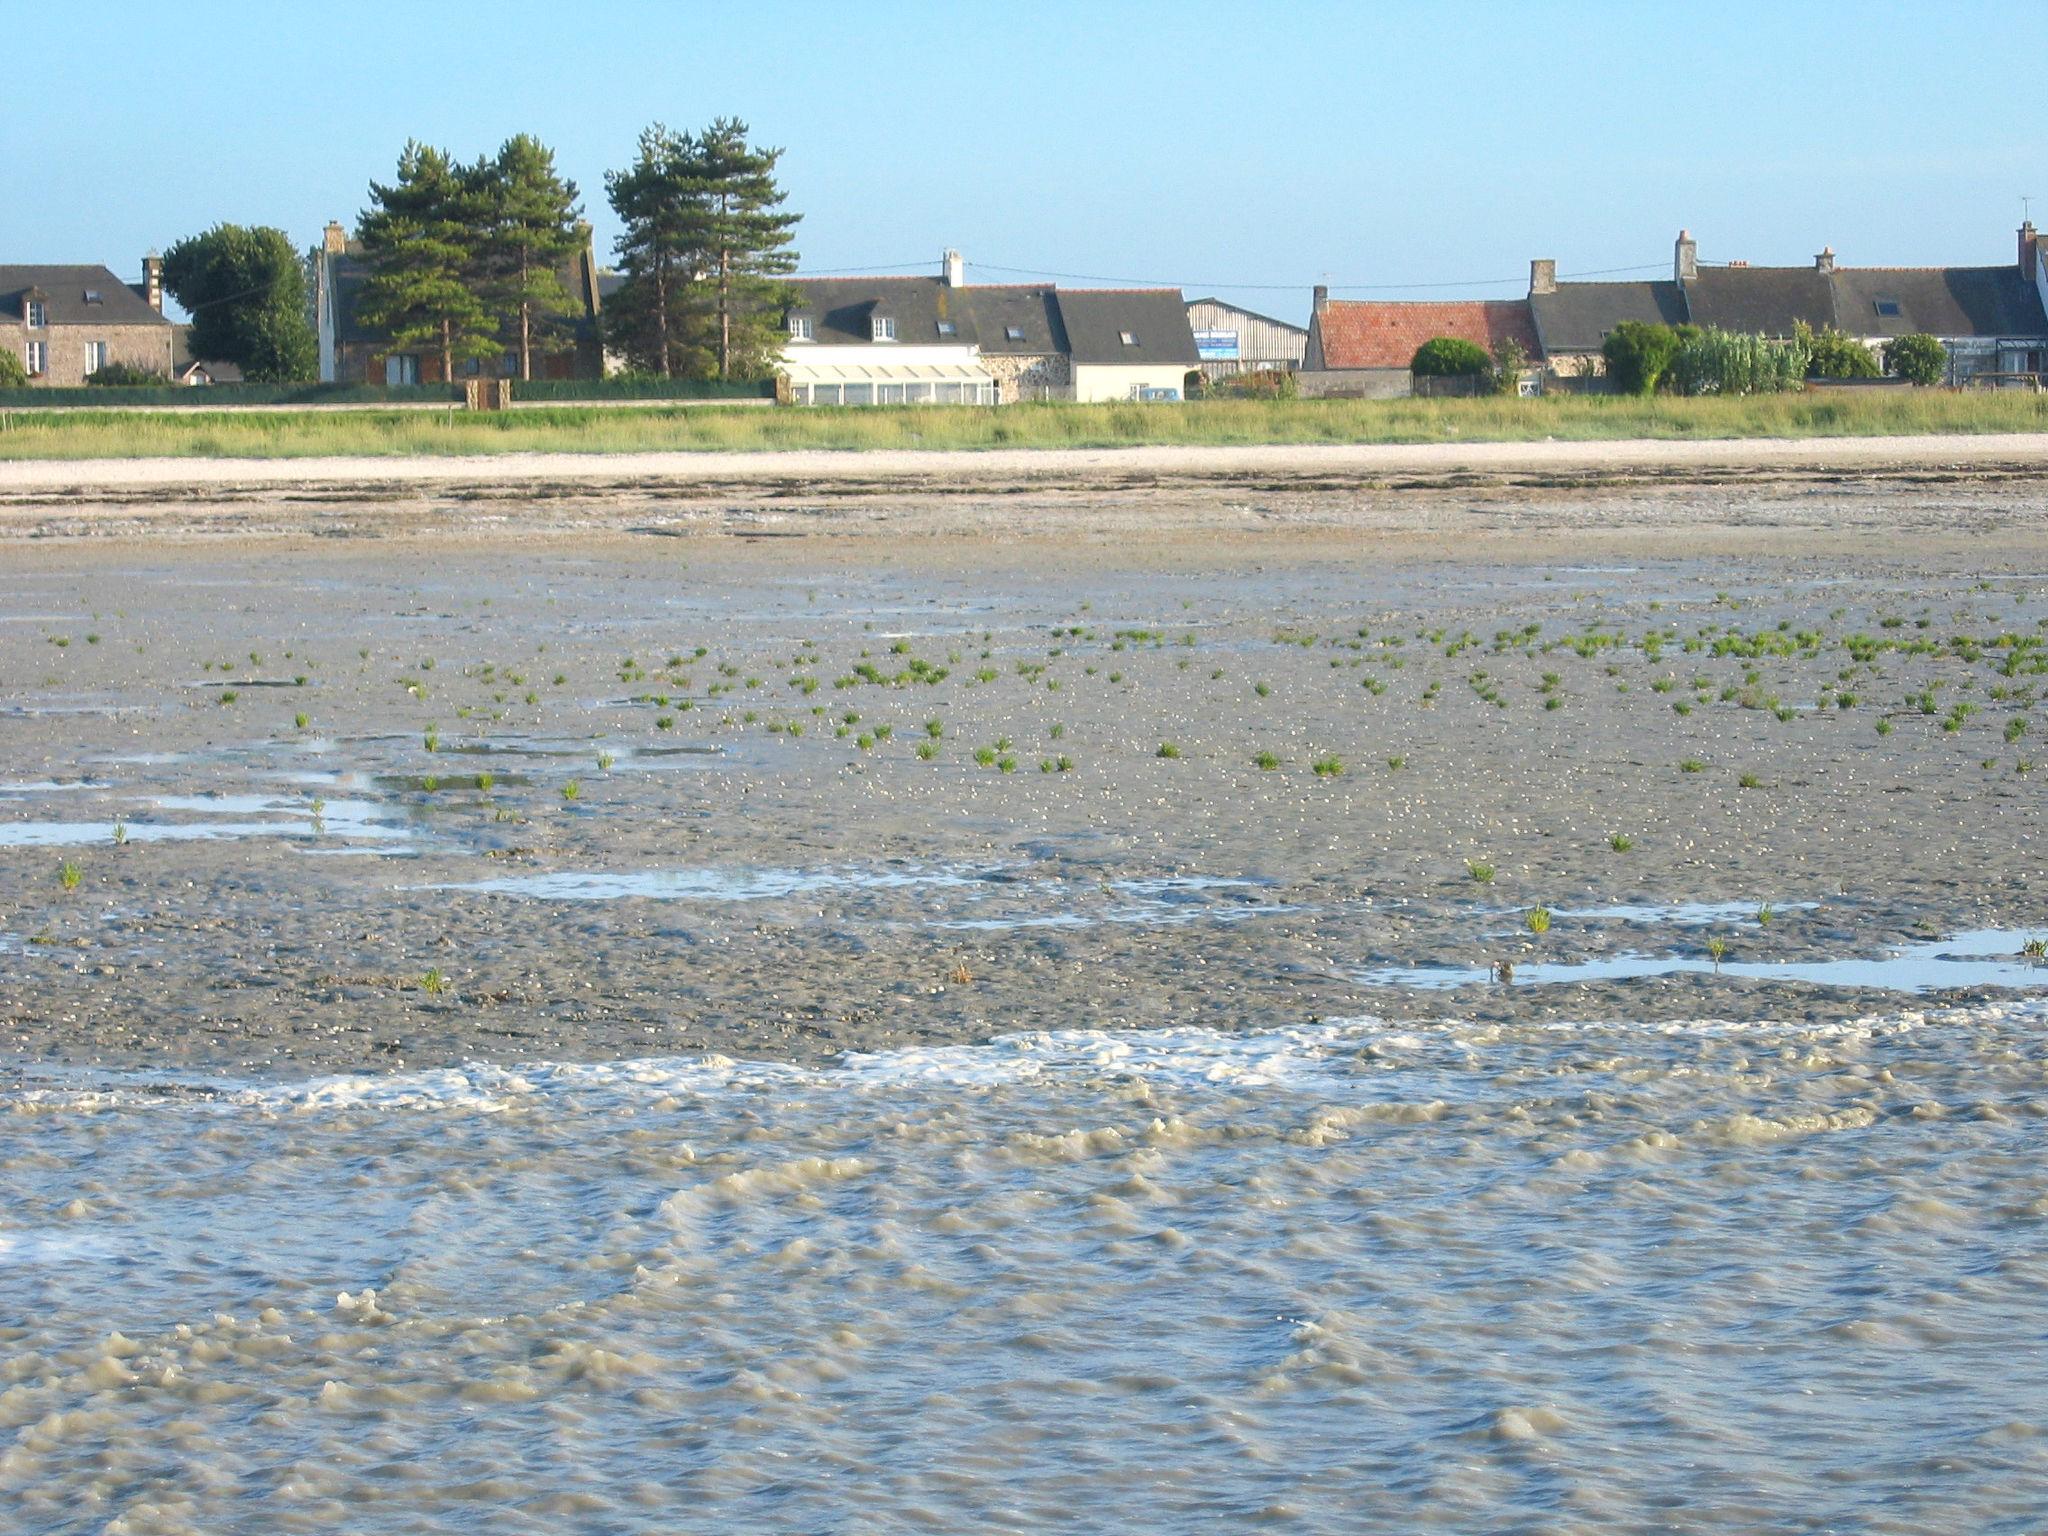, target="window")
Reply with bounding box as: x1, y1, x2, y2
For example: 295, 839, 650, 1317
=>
84, 341, 107, 374
788, 315, 813, 341
812, 383, 841, 406
24, 300, 45, 328
84, 290, 103, 305
871, 316, 895, 342
1004, 325, 1025, 342
935, 320, 956, 337
1120, 331, 1138, 346
26, 340, 46, 375
1873, 299, 1902, 318
501, 353, 518, 377
385, 354, 420, 386
461, 358, 482, 376
879, 383, 907, 404
844, 382, 874, 405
